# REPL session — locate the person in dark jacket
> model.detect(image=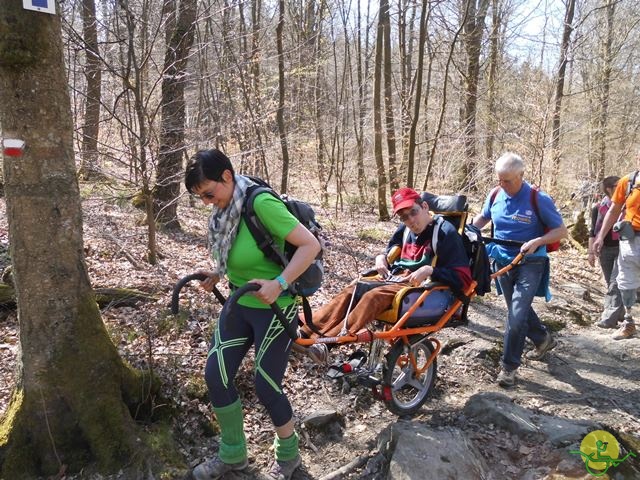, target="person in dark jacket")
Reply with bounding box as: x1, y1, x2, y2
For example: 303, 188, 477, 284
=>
303, 187, 471, 348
